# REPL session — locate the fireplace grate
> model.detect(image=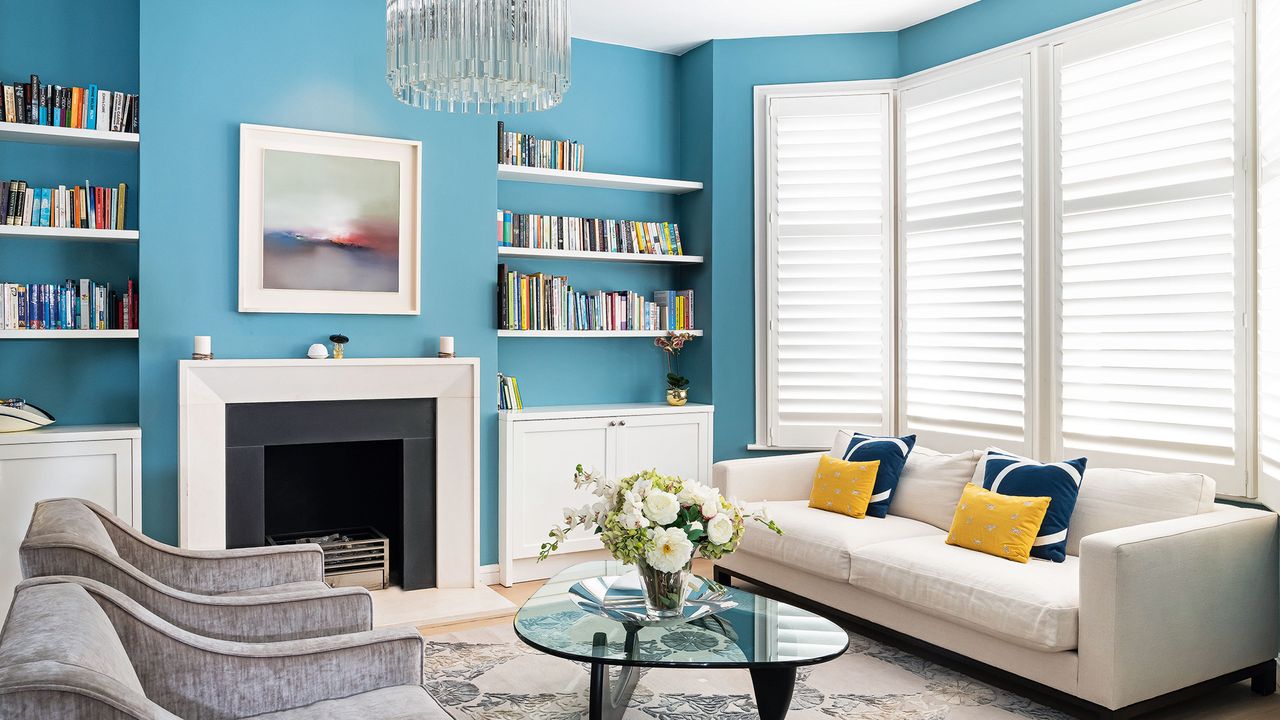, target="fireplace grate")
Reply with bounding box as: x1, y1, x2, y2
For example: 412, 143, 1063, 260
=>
267, 526, 389, 591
